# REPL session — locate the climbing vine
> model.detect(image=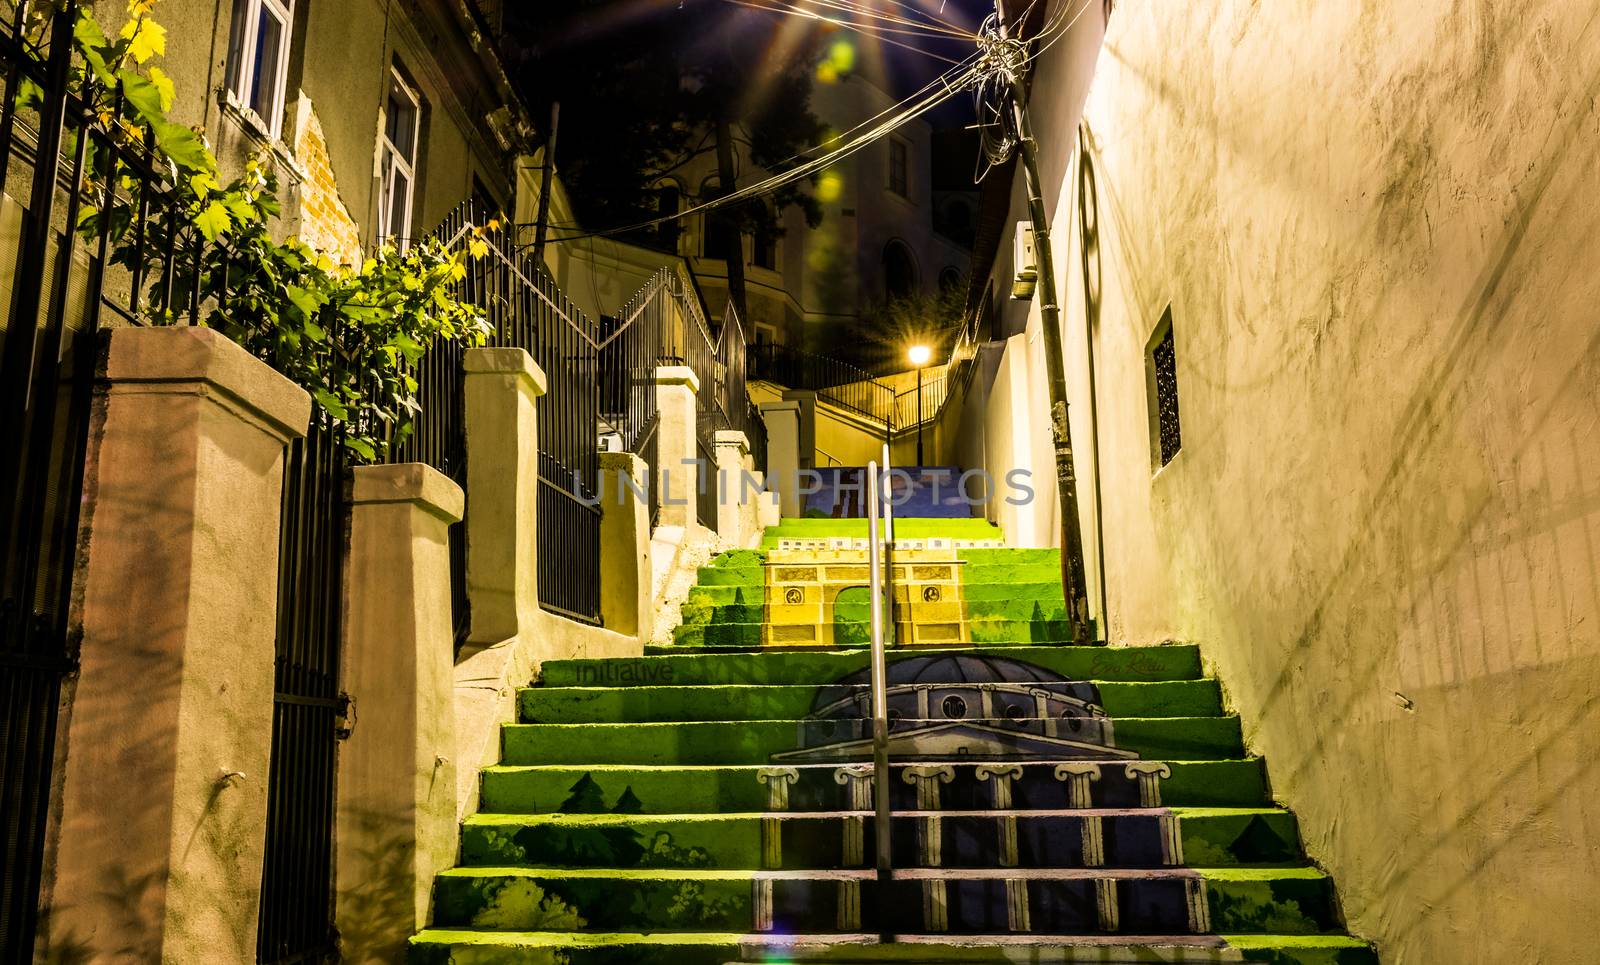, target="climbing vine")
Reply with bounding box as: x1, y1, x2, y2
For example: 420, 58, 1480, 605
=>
42, 0, 494, 460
